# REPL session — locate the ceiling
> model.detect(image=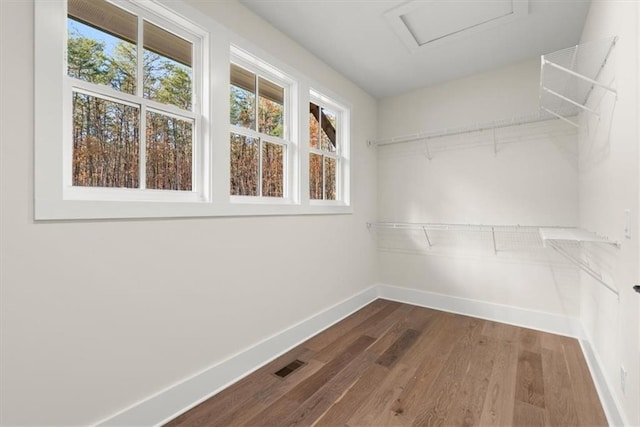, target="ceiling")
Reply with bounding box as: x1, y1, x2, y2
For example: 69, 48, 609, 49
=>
240, 0, 592, 98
